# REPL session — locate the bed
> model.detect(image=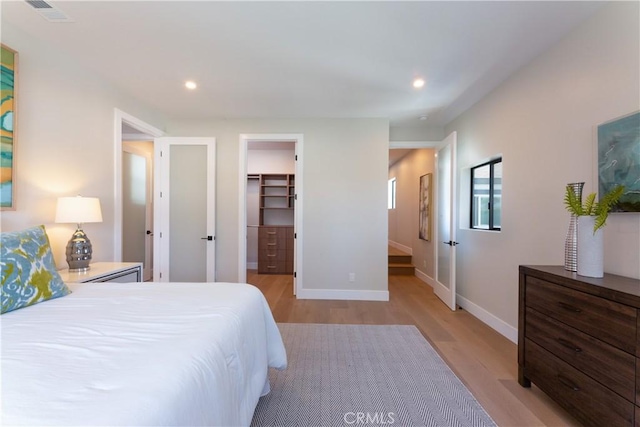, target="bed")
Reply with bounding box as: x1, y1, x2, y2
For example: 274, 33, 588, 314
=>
1, 281, 287, 426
